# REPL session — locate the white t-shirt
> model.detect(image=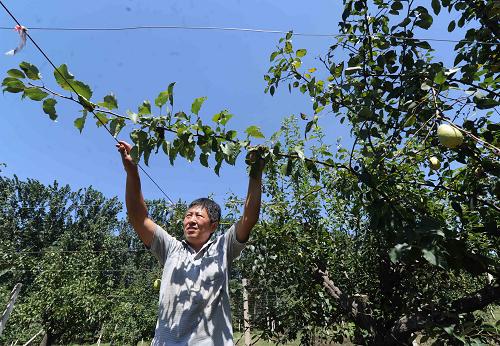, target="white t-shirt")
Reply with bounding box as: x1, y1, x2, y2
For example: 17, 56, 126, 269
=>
150, 223, 246, 345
